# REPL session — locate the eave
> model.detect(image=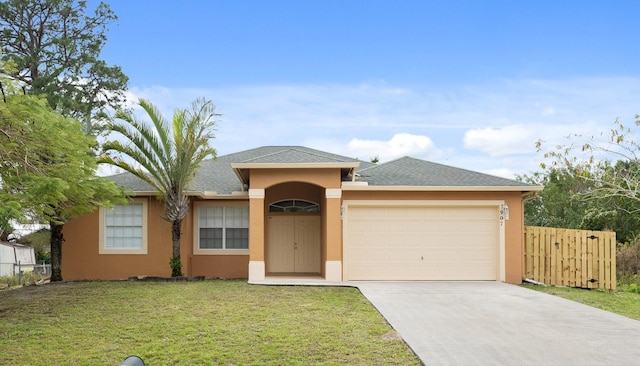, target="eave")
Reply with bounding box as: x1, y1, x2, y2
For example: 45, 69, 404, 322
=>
122, 191, 249, 199
230, 162, 360, 169
341, 183, 545, 192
